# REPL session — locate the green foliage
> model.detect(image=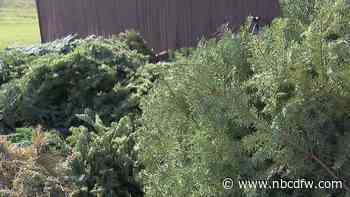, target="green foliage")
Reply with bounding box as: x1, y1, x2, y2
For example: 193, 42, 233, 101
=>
139, 33, 255, 197
118, 30, 155, 60
244, 1, 350, 196
139, 0, 350, 196
0, 50, 33, 85
2, 1, 350, 197
0, 36, 149, 131
7, 127, 34, 146
0, 33, 158, 196
280, 0, 316, 25
45, 131, 71, 156
69, 116, 143, 197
